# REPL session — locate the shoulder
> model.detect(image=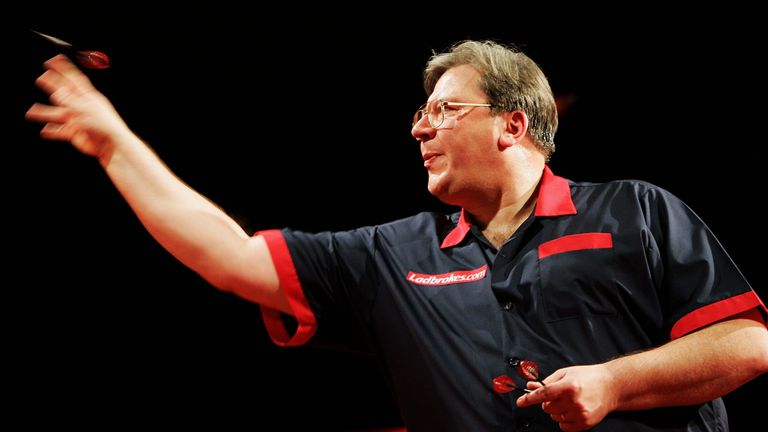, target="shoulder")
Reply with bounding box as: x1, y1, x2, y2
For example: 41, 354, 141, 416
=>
569, 178, 684, 205
282, 211, 457, 243
564, 177, 697, 230
570, 178, 669, 195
